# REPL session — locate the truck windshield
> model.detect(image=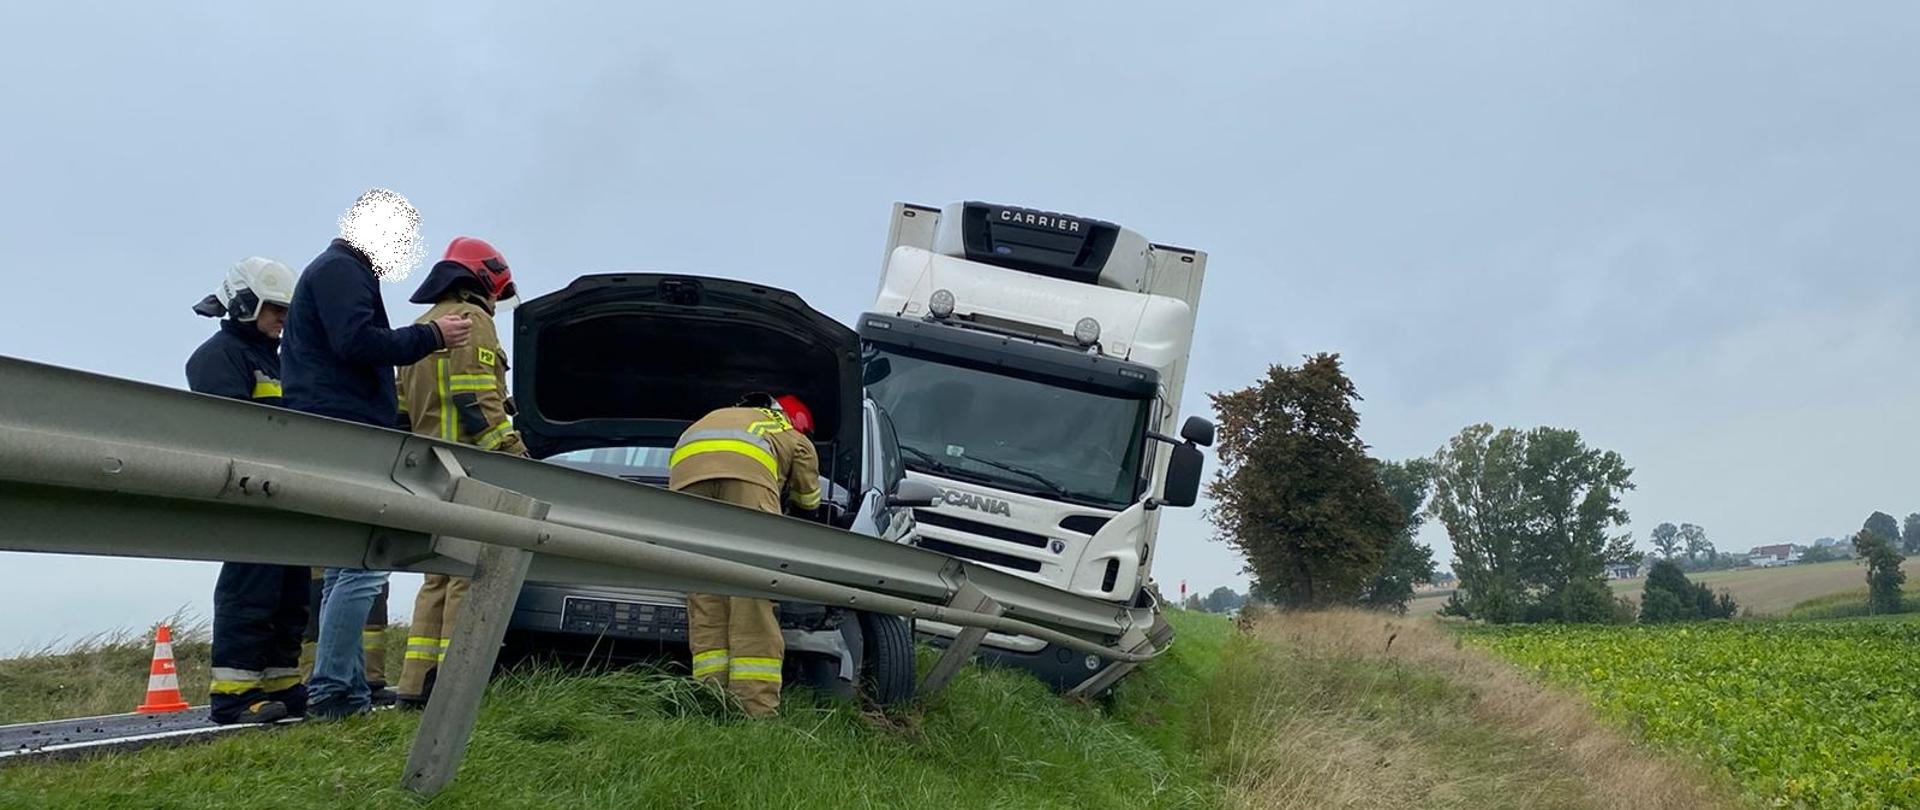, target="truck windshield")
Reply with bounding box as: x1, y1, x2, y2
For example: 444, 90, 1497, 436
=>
864, 346, 1150, 508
